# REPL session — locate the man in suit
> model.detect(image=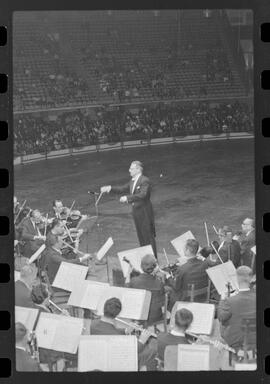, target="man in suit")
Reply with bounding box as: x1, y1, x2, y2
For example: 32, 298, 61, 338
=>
217, 226, 241, 267
157, 308, 193, 362
170, 239, 209, 304
16, 322, 41, 371
101, 160, 157, 258
21, 209, 46, 258
128, 254, 166, 326
239, 218, 255, 268
15, 263, 37, 308
218, 266, 256, 350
